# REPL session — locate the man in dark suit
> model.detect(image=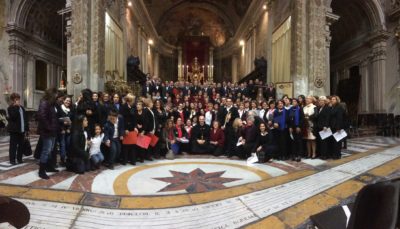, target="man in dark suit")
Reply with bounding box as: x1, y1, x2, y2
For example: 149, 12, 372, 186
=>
220, 81, 230, 97
182, 82, 191, 96
153, 80, 162, 96
238, 83, 249, 97
142, 81, 153, 97
264, 83, 276, 100
203, 83, 213, 97
190, 115, 211, 154
219, 98, 239, 129
7, 93, 29, 165
190, 81, 201, 95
